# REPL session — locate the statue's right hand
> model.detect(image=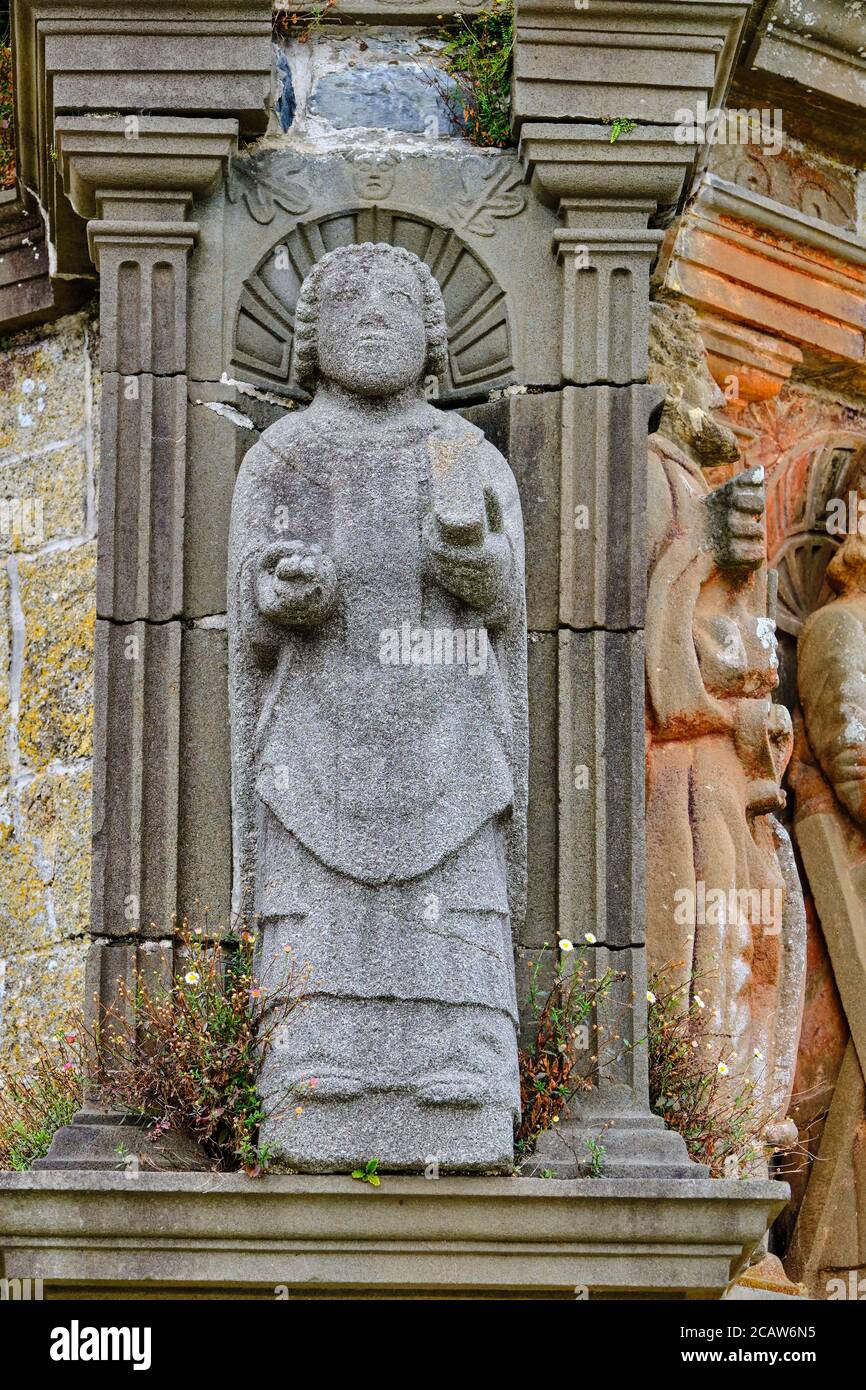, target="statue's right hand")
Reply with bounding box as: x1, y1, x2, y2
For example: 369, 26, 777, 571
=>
255, 540, 337, 627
